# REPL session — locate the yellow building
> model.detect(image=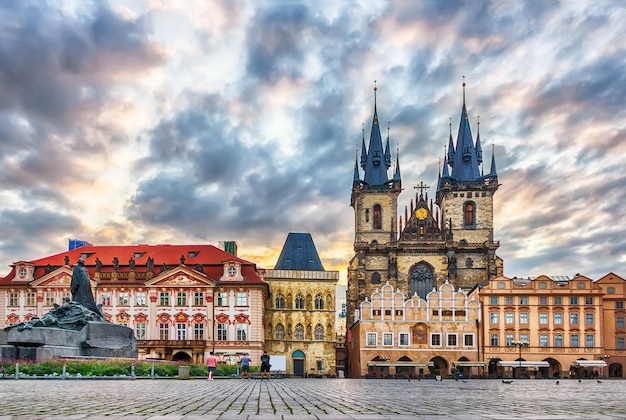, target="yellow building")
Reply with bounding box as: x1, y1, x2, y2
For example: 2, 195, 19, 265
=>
349, 281, 483, 379
473, 275, 606, 379
263, 233, 339, 377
